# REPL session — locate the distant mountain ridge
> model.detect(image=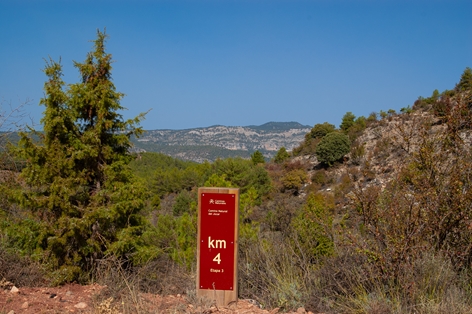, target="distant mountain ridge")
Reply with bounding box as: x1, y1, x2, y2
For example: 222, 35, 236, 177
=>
131, 122, 311, 162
